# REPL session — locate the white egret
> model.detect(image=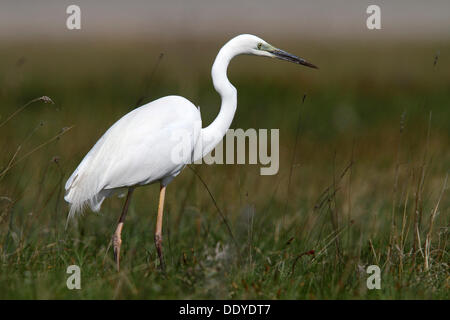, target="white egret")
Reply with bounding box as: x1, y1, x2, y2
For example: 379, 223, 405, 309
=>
64, 34, 317, 271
